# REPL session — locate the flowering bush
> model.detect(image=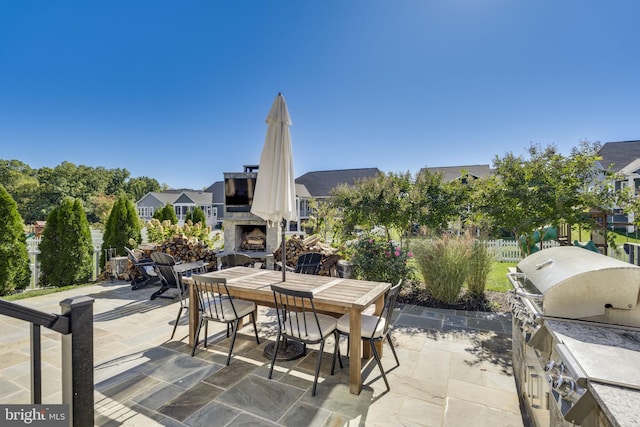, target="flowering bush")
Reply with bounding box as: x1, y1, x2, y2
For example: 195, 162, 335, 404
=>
146, 218, 215, 246
350, 234, 413, 285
